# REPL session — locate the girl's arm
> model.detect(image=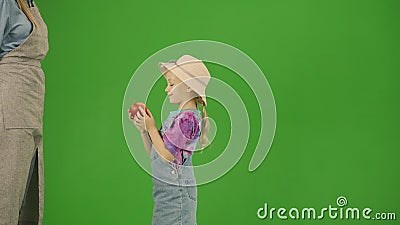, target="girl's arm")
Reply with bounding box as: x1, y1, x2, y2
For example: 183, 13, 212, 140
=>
140, 131, 152, 156
141, 107, 174, 162
147, 127, 174, 162
130, 111, 152, 156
